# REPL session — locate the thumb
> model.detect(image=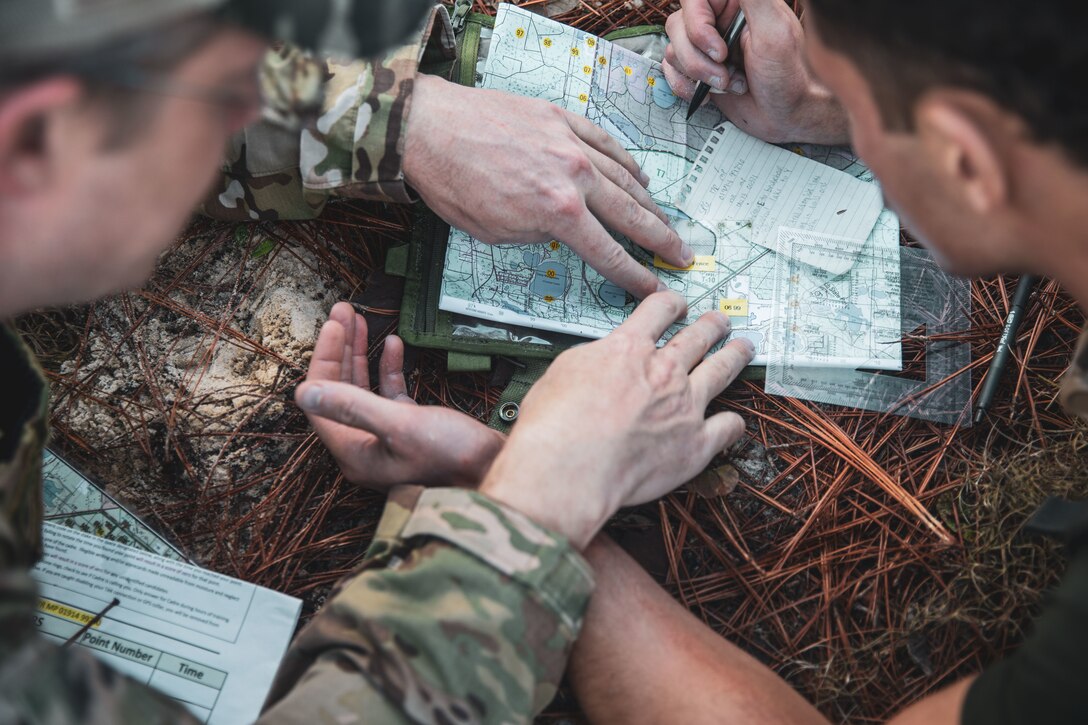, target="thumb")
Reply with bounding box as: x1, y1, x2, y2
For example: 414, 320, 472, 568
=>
296, 381, 408, 434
